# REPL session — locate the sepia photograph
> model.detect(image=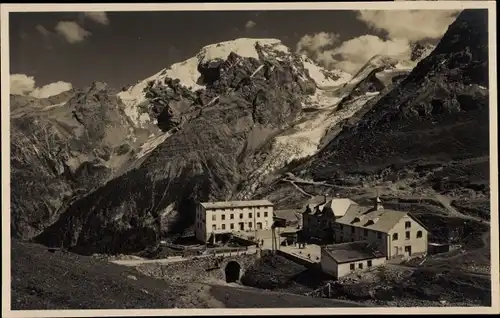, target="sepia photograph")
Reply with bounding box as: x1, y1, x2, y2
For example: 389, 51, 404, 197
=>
1, 1, 498, 316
